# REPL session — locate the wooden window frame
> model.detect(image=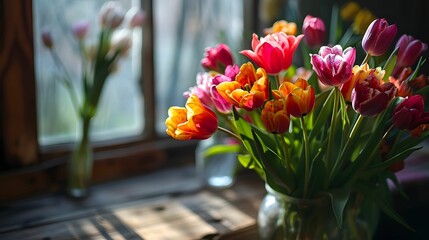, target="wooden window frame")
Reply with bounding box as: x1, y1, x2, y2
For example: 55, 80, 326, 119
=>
0, 0, 198, 201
